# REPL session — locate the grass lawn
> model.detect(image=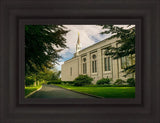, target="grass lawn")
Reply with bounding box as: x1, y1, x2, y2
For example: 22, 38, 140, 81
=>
55, 84, 135, 98
25, 85, 42, 96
